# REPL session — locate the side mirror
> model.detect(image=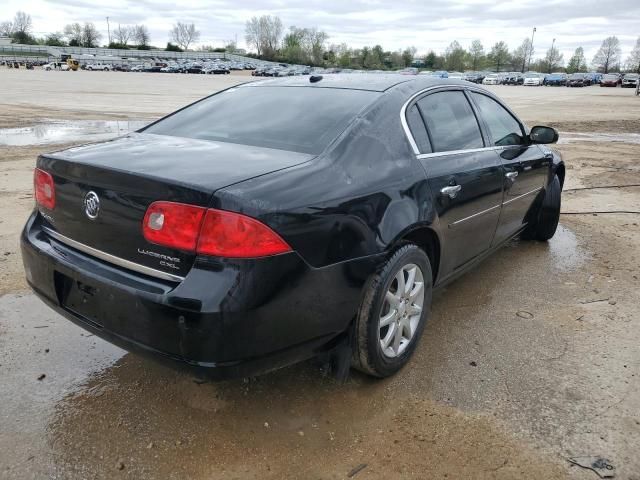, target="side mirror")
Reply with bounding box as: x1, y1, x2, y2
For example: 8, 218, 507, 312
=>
530, 126, 559, 144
